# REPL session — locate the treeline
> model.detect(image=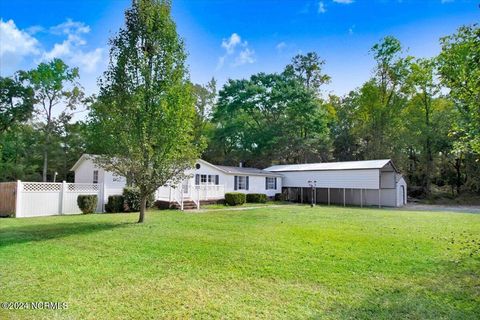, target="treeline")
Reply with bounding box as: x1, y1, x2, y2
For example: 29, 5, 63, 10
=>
1, 24, 478, 198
